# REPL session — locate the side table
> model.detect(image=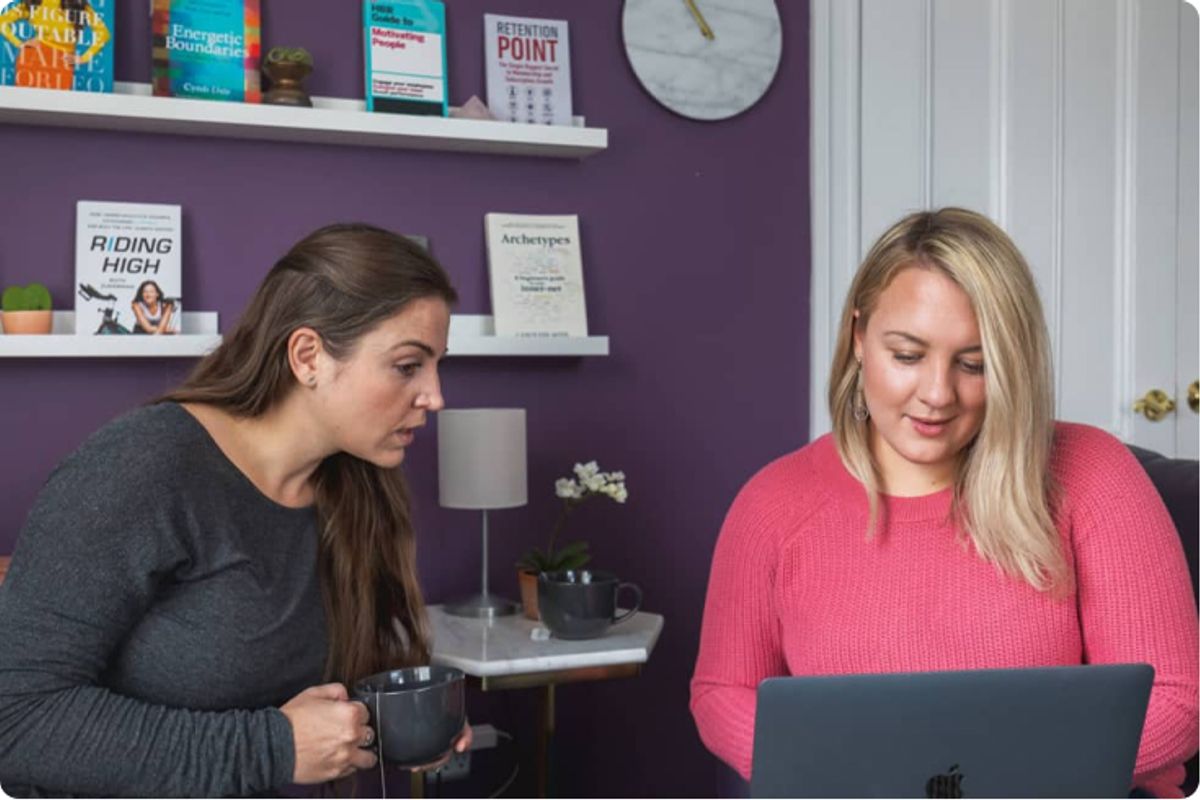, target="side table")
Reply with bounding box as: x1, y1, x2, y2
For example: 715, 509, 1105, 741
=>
427, 605, 664, 797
